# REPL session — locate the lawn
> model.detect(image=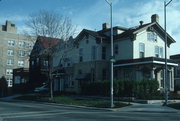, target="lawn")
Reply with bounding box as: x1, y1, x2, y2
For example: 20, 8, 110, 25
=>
16, 95, 131, 108
168, 103, 180, 110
